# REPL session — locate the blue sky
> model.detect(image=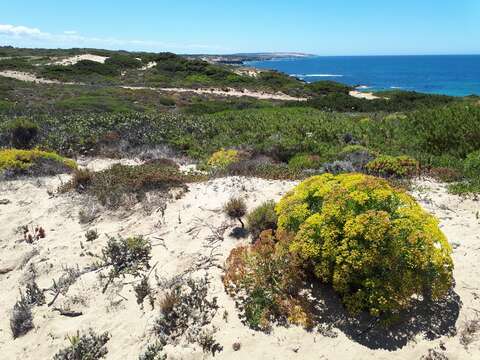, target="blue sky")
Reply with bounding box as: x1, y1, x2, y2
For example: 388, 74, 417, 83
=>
0, 0, 478, 55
